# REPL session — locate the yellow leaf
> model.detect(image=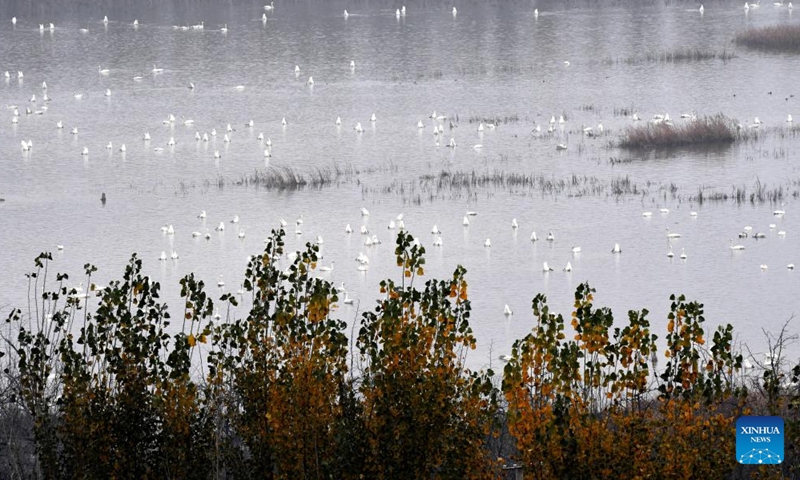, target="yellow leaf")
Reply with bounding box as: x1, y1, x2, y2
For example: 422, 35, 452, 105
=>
187, 334, 196, 347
